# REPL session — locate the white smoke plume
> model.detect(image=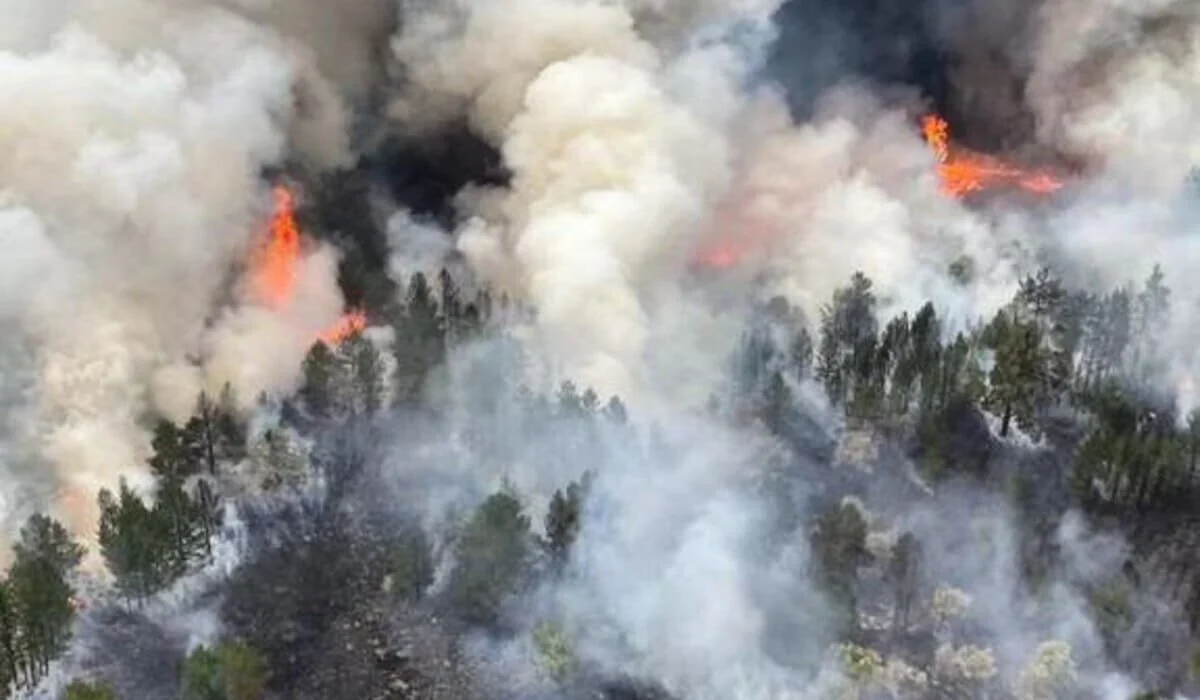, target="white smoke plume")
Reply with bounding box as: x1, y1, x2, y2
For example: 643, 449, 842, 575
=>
0, 0, 356, 560
720, 86, 1025, 326
1028, 0, 1200, 191
4, 0, 1200, 695
390, 0, 772, 399
376, 1, 1200, 698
